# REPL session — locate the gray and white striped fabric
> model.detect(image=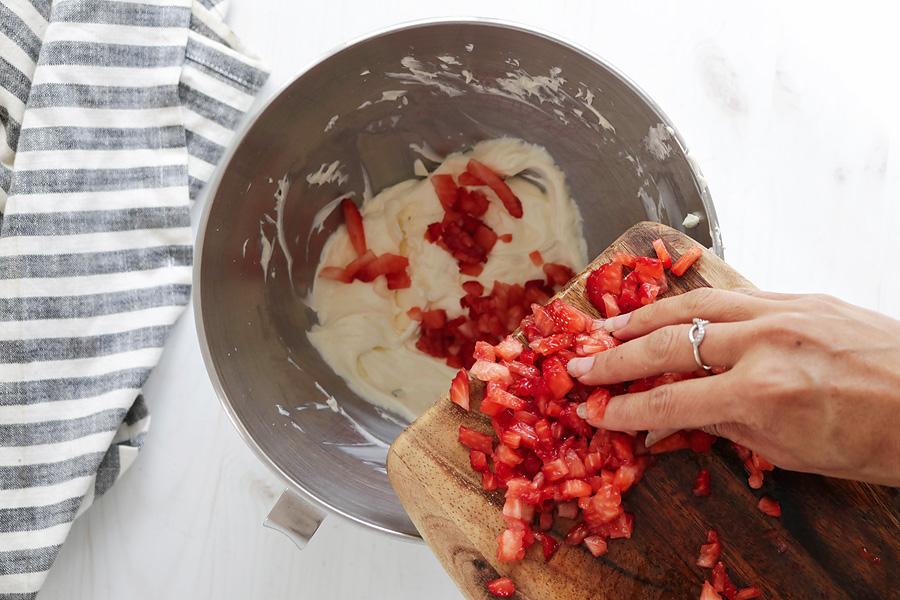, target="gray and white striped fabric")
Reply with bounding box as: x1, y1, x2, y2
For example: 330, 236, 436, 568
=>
0, 0, 268, 596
